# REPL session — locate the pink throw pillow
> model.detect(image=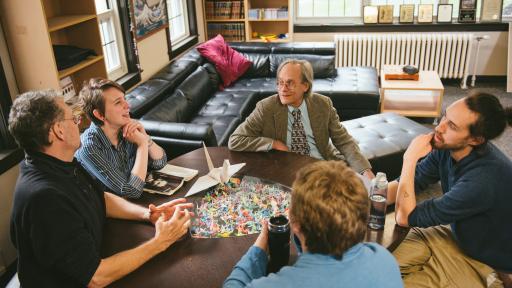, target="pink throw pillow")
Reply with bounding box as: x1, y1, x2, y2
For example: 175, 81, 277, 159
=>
197, 35, 252, 89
